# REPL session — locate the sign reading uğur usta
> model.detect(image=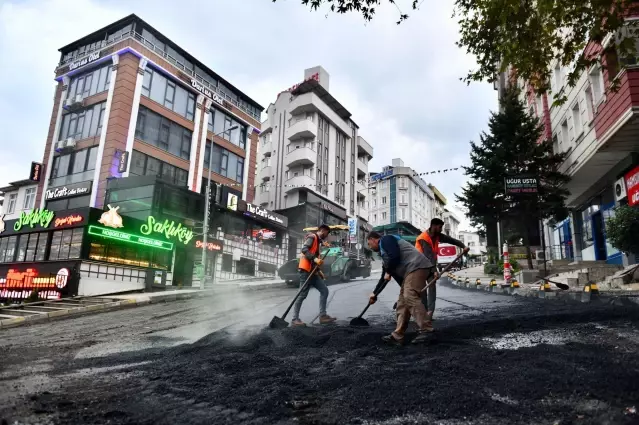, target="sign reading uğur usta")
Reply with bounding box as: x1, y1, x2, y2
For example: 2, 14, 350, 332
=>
14, 208, 55, 231
504, 176, 538, 194
140, 216, 194, 245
